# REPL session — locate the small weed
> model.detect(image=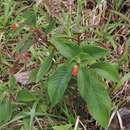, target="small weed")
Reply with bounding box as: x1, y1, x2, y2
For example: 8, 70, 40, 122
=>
0, 0, 130, 130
